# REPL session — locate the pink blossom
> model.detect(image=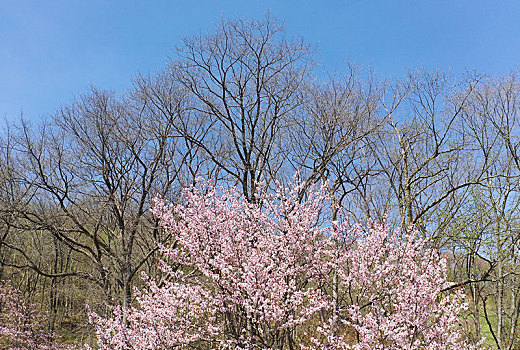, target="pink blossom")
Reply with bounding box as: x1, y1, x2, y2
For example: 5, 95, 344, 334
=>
90, 180, 484, 349
0, 281, 75, 350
